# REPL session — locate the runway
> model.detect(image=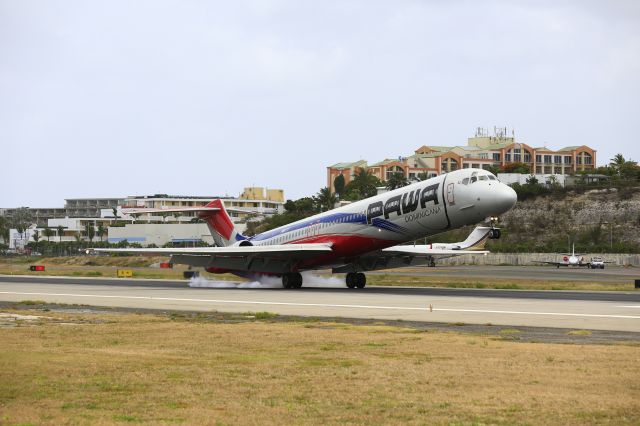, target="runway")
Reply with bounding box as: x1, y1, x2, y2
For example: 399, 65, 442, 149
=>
1, 275, 640, 332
